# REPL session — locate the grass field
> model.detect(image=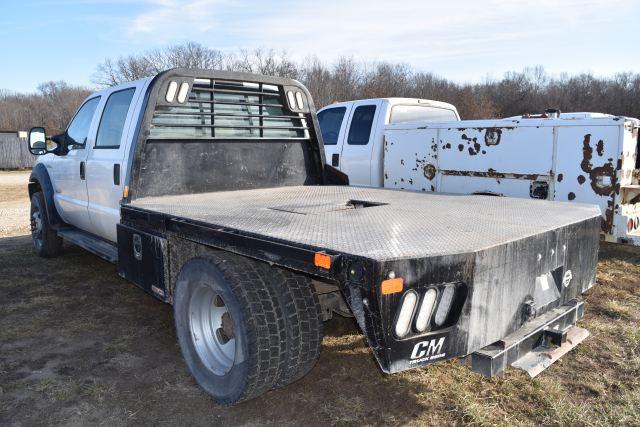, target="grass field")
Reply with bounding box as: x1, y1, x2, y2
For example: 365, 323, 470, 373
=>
1, 171, 638, 425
